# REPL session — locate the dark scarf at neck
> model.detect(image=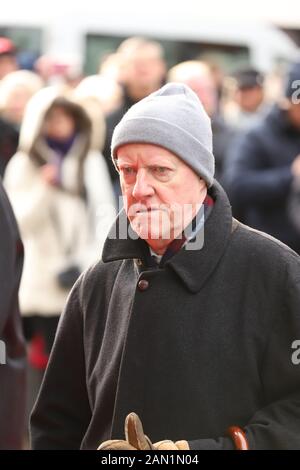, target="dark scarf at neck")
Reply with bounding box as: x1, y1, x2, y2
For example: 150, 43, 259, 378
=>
143, 194, 214, 268
45, 133, 77, 157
